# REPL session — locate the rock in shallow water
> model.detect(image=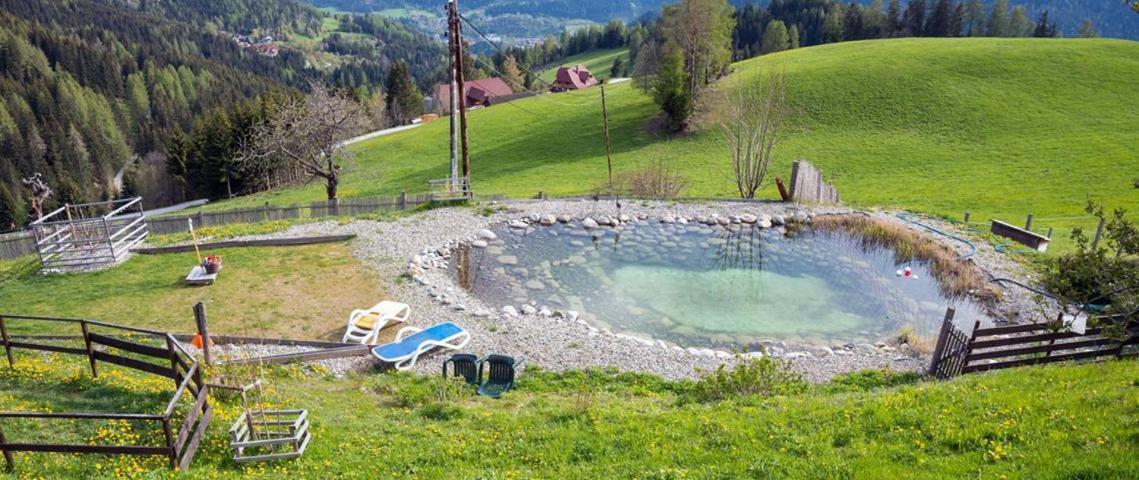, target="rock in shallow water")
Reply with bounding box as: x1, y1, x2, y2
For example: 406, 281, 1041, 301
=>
478, 229, 498, 240
581, 218, 600, 229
